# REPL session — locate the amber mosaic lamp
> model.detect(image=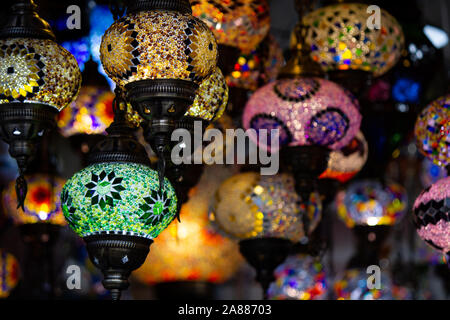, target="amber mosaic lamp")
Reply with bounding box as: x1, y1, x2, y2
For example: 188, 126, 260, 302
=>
0, 0, 81, 209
